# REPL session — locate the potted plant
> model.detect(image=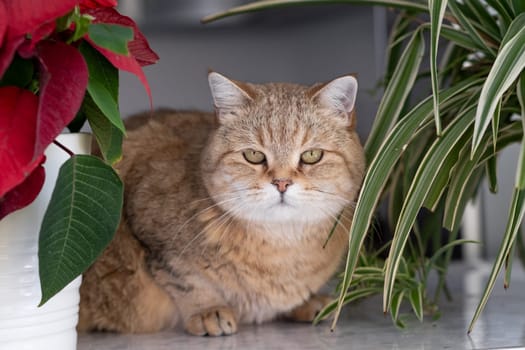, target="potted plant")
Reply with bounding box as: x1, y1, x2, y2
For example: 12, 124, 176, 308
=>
204, 0, 525, 332
0, 0, 158, 347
